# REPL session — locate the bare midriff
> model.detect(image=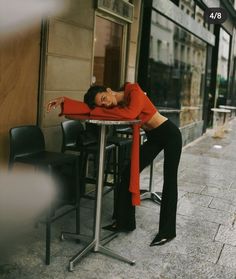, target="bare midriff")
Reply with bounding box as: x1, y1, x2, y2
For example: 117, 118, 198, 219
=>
141, 111, 168, 131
